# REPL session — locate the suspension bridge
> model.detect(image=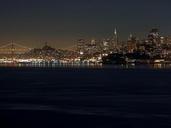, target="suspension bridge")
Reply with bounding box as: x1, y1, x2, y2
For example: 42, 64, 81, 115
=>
0, 42, 32, 55
0, 42, 78, 55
